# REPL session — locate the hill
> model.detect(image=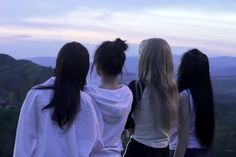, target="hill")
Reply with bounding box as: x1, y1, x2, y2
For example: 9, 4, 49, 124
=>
0, 54, 53, 107
28, 56, 56, 68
